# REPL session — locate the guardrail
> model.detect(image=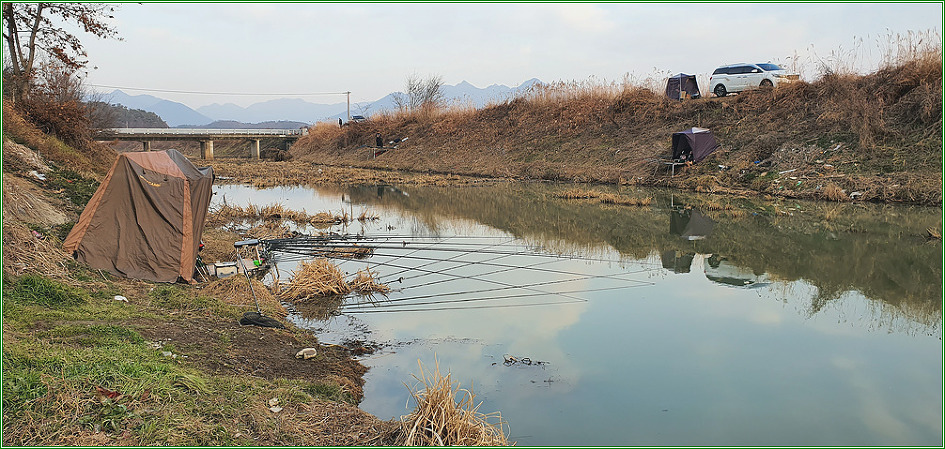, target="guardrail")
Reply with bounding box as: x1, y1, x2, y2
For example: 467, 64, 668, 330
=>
104, 128, 308, 136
